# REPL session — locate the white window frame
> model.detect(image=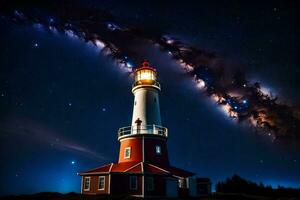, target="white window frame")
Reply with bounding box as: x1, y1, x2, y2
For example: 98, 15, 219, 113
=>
155, 145, 161, 155
146, 177, 154, 191
124, 147, 131, 159
129, 176, 137, 190
98, 176, 105, 191
83, 177, 91, 191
